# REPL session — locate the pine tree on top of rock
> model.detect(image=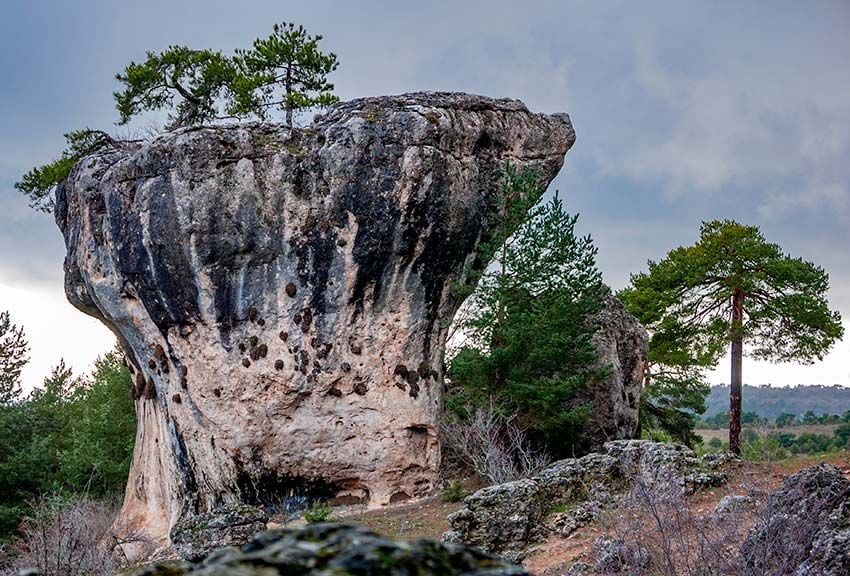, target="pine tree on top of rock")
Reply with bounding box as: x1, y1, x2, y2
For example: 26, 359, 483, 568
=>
16, 21, 340, 211
228, 22, 339, 128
